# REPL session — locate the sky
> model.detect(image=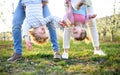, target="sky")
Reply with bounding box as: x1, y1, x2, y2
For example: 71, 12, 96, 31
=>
48, 0, 119, 18
0, 0, 119, 32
